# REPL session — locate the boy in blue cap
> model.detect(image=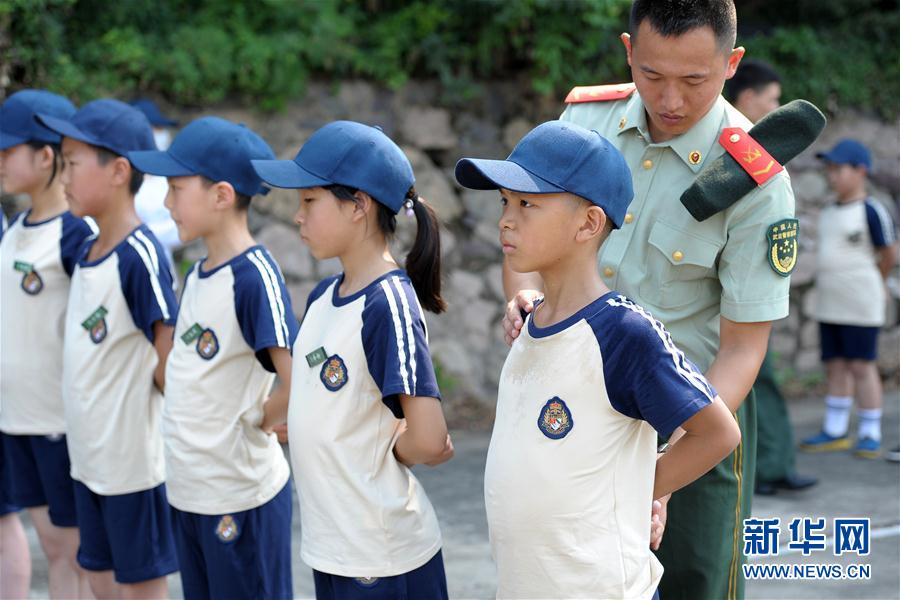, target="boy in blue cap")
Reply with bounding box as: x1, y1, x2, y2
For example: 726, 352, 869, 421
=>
456, 121, 741, 599
0, 89, 95, 600
36, 99, 179, 599
802, 139, 897, 458
129, 116, 298, 599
